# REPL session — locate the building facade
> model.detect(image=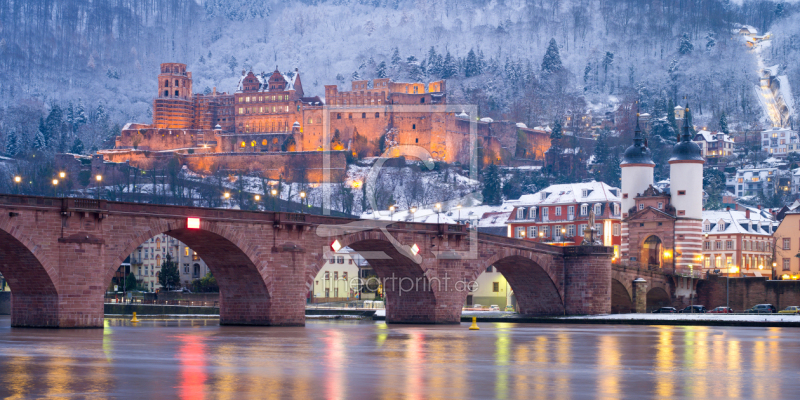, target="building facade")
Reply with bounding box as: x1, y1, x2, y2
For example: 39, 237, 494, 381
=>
701, 209, 776, 277
466, 265, 511, 308
693, 130, 734, 168
506, 181, 622, 253
310, 248, 366, 302
732, 167, 780, 197
129, 234, 210, 291
774, 212, 800, 280
761, 127, 798, 155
